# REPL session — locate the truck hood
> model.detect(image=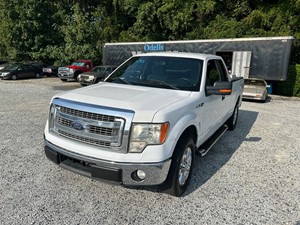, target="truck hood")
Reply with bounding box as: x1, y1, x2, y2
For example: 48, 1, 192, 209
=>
53, 82, 192, 122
